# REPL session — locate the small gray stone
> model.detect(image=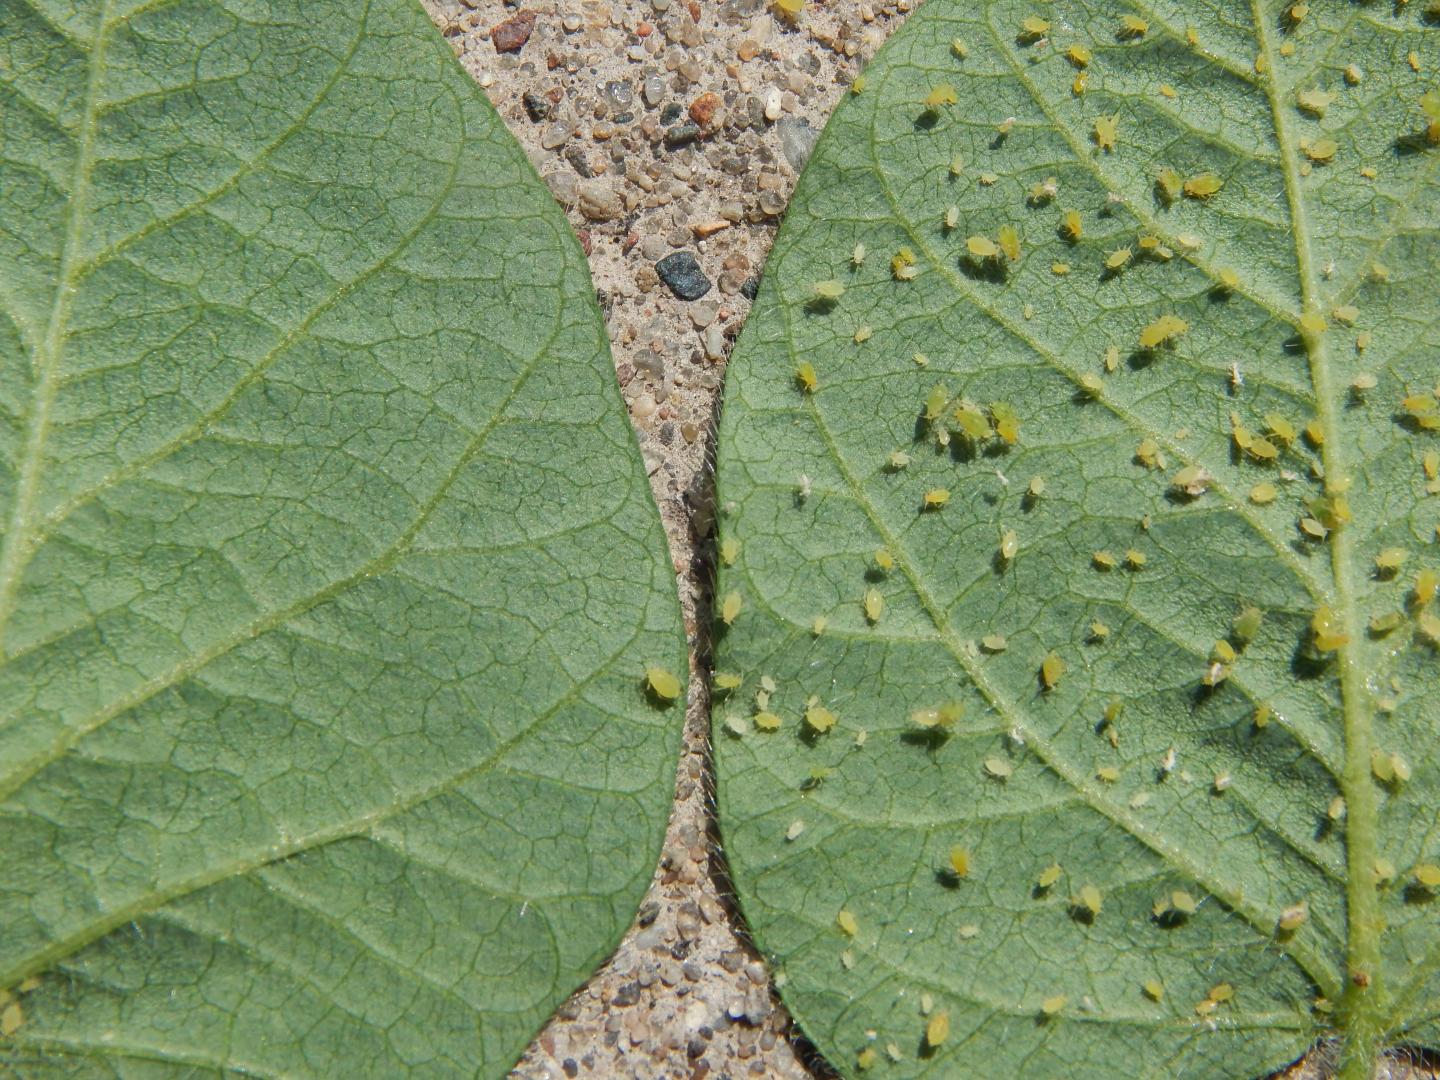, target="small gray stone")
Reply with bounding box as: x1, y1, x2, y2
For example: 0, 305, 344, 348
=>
777, 117, 819, 172
656, 252, 712, 300
664, 123, 701, 149
644, 73, 665, 107
540, 121, 571, 149
577, 179, 622, 221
